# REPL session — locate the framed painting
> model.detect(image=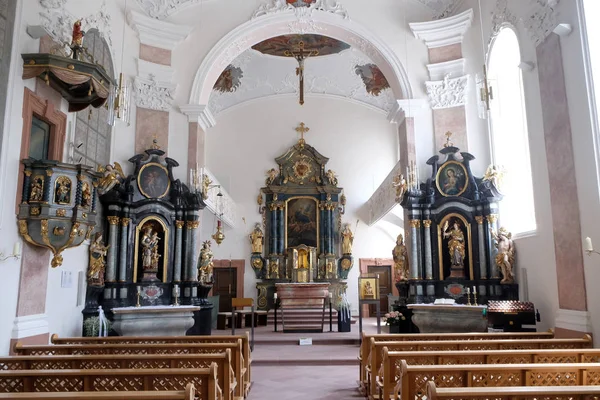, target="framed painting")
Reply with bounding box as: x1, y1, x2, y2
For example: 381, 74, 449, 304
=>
359, 274, 379, 301
436, 160, 468, 197
285, 197, 318, 249
138, 163, 170, 199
